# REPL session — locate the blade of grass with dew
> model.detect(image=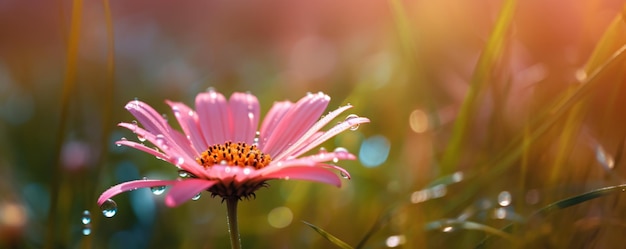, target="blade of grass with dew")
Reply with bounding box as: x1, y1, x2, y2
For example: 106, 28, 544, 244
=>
475, 183, 626, 248
424, 219, 518, 243
439, 0, 516, 175
443, 44, 626, 215
302, 221, 353, 249
582, 13, 626, 76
